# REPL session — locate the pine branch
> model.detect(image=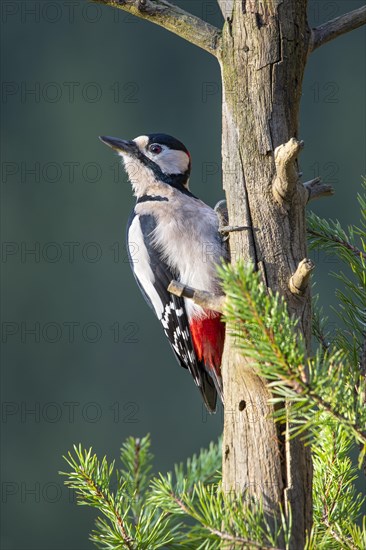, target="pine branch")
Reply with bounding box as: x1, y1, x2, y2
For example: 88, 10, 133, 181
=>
312, 422, 365, 549
220, 262, 366, 454
170, 490, 283, 550
306, 380, 366, 445
173, 437, 222, 493
310, 5, 366, 52
314, 327, 330, 354
322, 518, 358, 550
169, 493, 264, 549
120, 435, 153, 523
61, 439, 184, 549
150, 475, 290, 549
61, 428, 364, 549
307, 227, 366, 261
360, 333, 366, 380
61, 446, 135, 548
312, 299, 331, 354
308, 188, 366, 371
93, 0, 221, 56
